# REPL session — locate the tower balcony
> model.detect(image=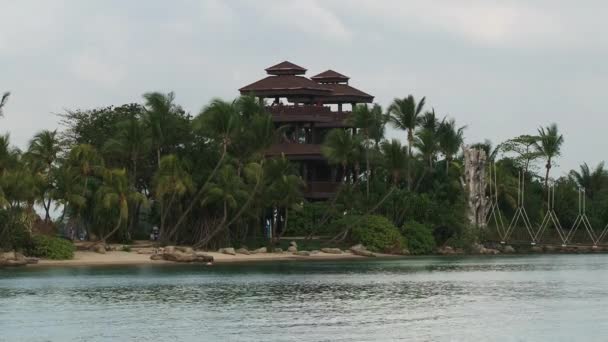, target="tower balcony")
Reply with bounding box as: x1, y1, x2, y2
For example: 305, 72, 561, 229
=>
304, 181, 340, 199
265, 143, 324, 160
266, 105, 351, 126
